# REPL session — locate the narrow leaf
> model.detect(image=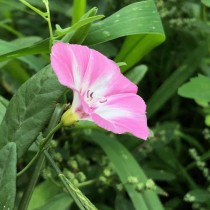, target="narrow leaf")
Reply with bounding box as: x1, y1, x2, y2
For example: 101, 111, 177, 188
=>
69, 7, 99, 44
72, 0, 86, 24
84, 0, 165, 46
0, 11, 103, 62
125, 65, 148, 85
86, 131, 165, 210
56, 15, 104, 36
0, 37, 46, 71
116, 34, 165, 72
0, 38, 49, 62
